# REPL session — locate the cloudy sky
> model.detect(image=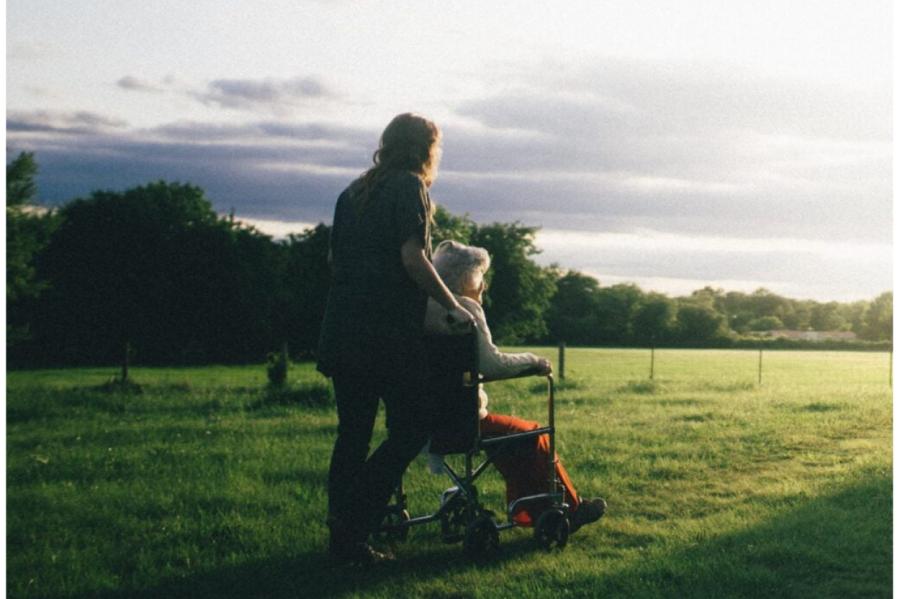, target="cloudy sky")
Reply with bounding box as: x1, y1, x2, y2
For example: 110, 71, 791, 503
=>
6, 0, 892, 301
